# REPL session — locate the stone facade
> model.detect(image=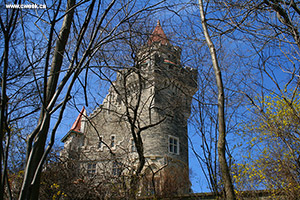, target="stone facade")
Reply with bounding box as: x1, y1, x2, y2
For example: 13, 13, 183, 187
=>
61, 21, 197, 196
